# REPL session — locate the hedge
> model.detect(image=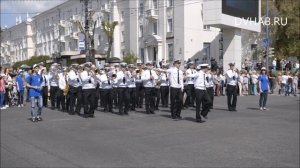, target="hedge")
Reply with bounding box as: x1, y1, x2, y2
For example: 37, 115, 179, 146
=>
12, 55, 50, 69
